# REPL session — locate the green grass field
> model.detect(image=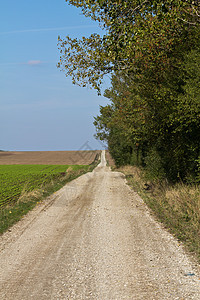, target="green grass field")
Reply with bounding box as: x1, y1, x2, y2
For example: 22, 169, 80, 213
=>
0, 164, 95, 234
0, 165, 89, 208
